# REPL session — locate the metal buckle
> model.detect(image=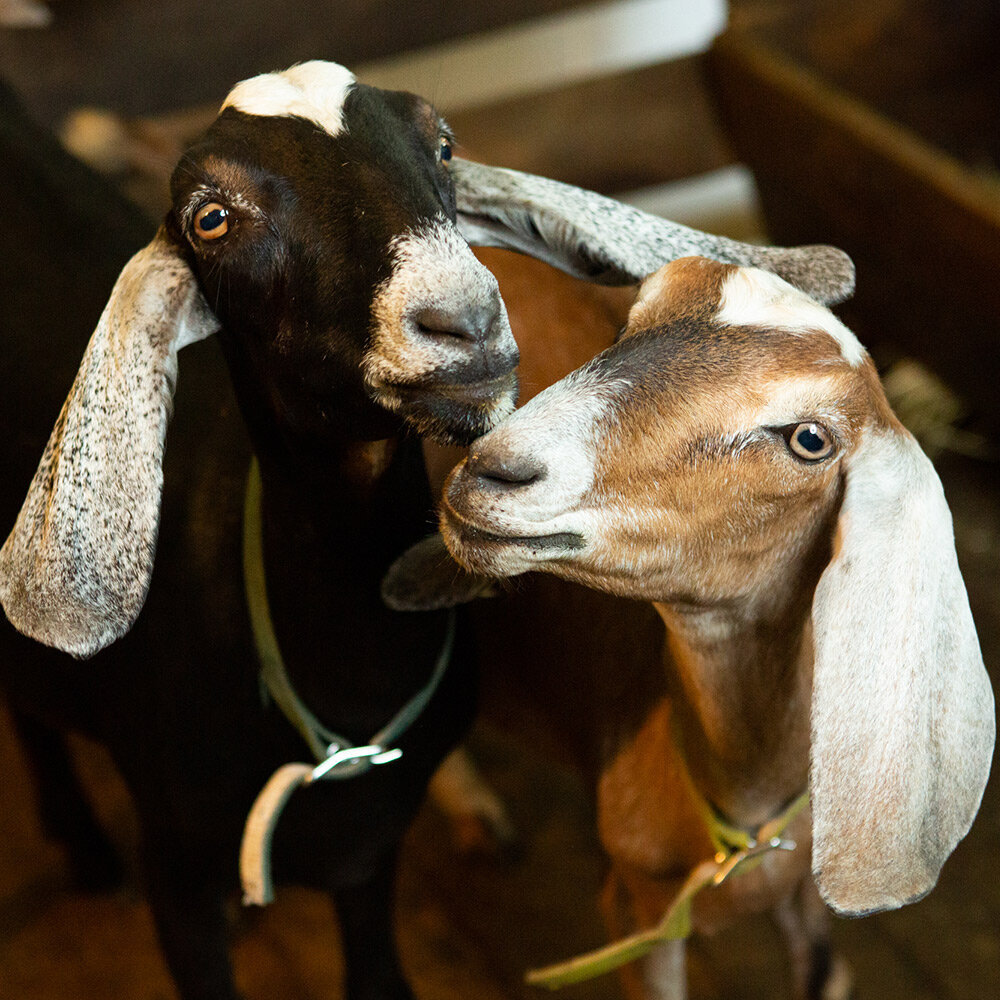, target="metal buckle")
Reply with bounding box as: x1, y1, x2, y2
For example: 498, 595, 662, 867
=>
309, 744, 403, 782
713, 836, 797, 886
